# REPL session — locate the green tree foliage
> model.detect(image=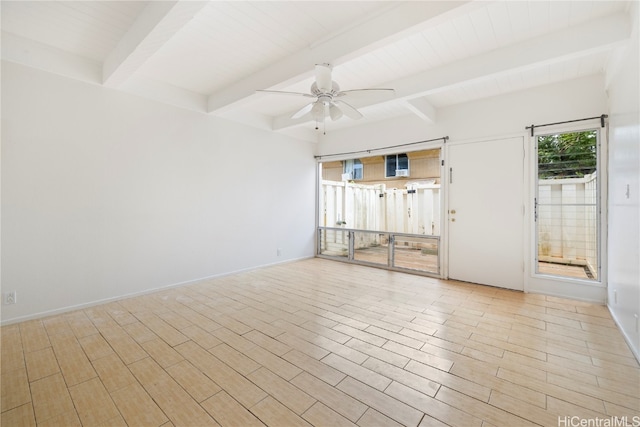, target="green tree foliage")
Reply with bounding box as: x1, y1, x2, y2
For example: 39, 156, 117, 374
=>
537, 130, 597, 179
